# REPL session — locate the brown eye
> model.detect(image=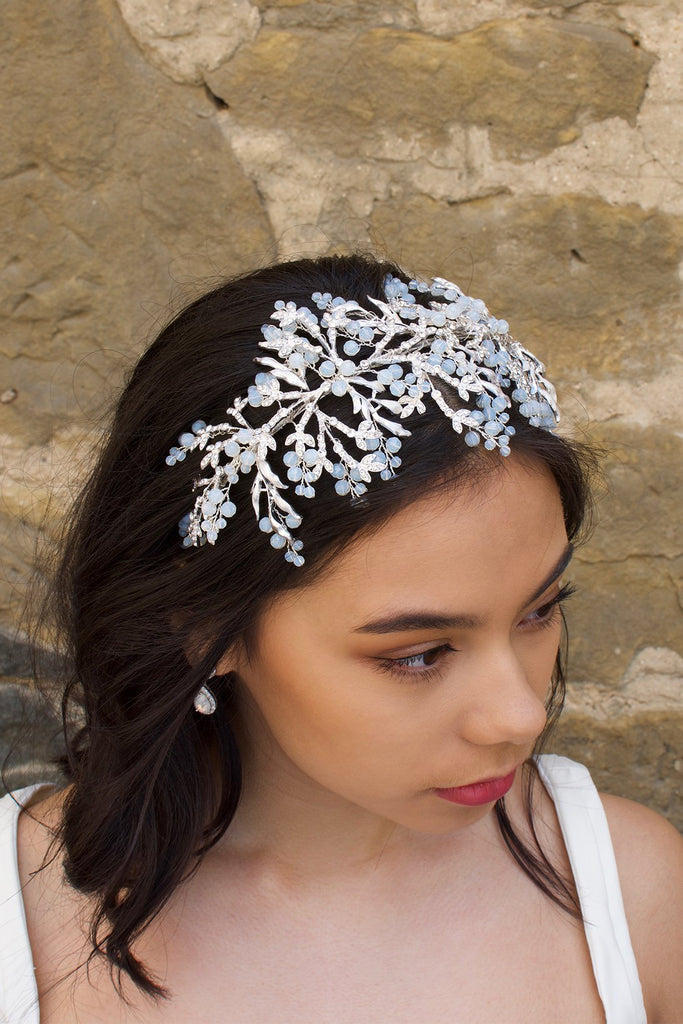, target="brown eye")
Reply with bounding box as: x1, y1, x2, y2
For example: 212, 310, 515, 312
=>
521, 582, 576, 630
377, 643, 456, 679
